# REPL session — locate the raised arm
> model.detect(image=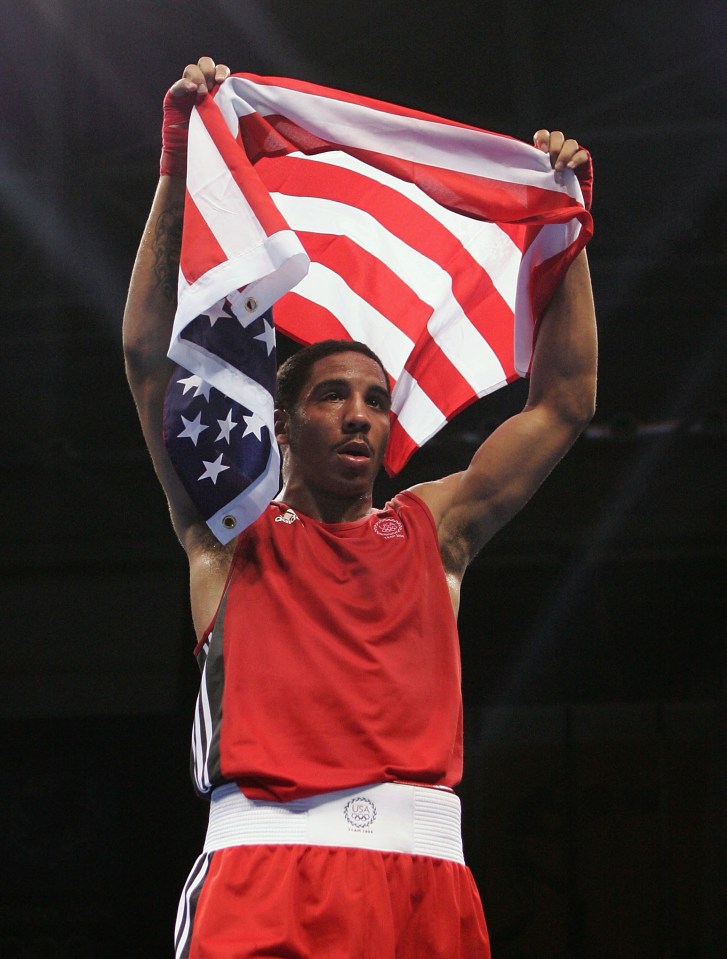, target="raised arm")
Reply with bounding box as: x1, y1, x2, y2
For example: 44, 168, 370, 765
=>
123, 173, 189, 529
413, 132, 597, 605
123, 58, 235, 636
123, 57, 230, 547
